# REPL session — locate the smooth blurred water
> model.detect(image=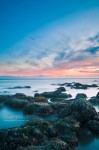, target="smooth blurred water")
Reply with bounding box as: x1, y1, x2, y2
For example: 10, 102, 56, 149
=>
0, 105, 26, 129
76, 128, 99, 150
0, 78, 99, 98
